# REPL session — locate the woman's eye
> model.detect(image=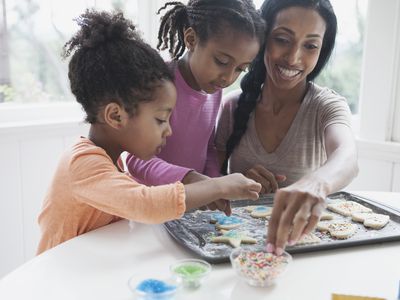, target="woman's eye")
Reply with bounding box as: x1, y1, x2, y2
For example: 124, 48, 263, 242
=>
274, 37, 290, 44
305, 43, 319, 50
